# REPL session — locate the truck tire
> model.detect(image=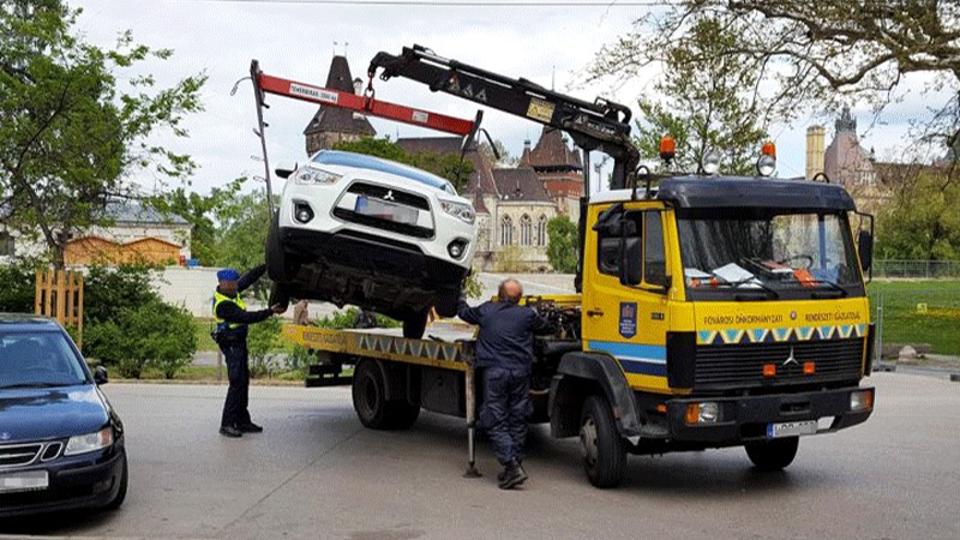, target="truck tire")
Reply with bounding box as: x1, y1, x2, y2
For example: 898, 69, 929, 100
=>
266, 211, 299, 282
579, 394, 627, 488
402, 310, 429, 339
744, 437, 799, 471
352, 359, 420, 430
